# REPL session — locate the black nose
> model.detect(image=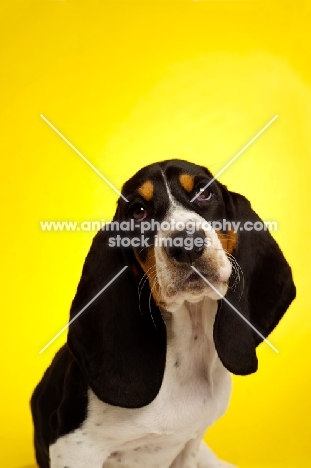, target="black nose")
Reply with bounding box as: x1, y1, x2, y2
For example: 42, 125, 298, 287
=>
165, 230, 206, 264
